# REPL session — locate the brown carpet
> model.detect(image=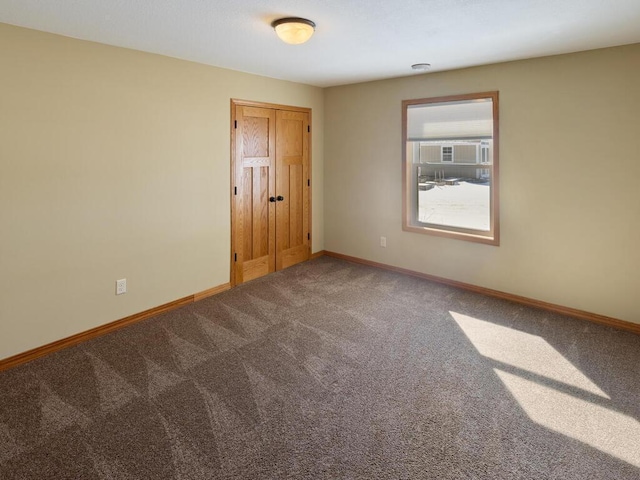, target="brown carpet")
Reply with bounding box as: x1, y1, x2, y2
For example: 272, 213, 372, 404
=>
0, 256, 638, 479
